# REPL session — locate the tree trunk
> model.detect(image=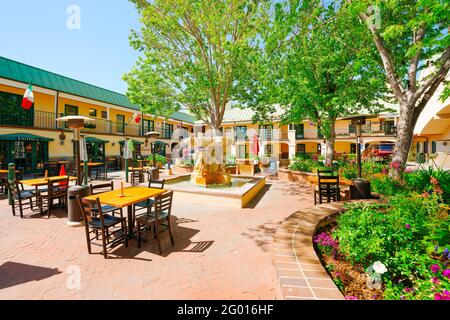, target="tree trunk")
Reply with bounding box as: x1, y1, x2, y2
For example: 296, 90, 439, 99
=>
325, 122, 336, 167
390, 102, 415, 178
